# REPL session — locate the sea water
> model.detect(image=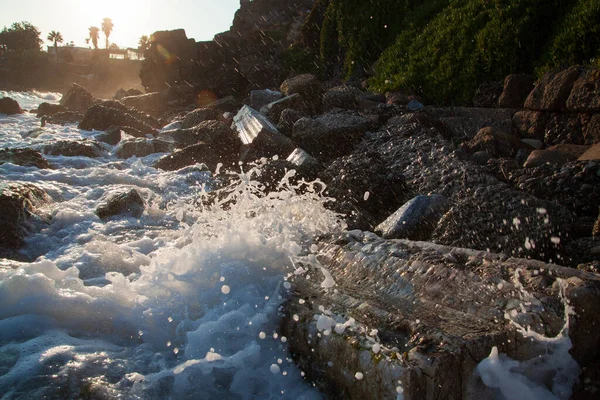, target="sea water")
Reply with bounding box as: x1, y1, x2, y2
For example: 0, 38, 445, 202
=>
0, 91, 344, 399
